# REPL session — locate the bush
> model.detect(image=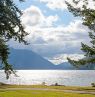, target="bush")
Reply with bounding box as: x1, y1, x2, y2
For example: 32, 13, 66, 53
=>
91, 83, 95, 87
